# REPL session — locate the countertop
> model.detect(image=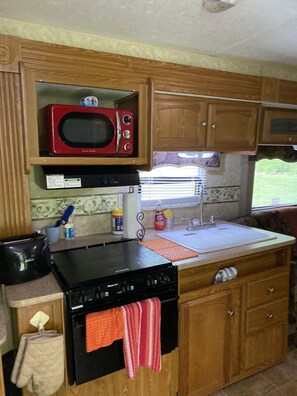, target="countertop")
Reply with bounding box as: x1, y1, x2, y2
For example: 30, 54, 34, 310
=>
3, 225, 296, 312
0, 290, 6, 347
